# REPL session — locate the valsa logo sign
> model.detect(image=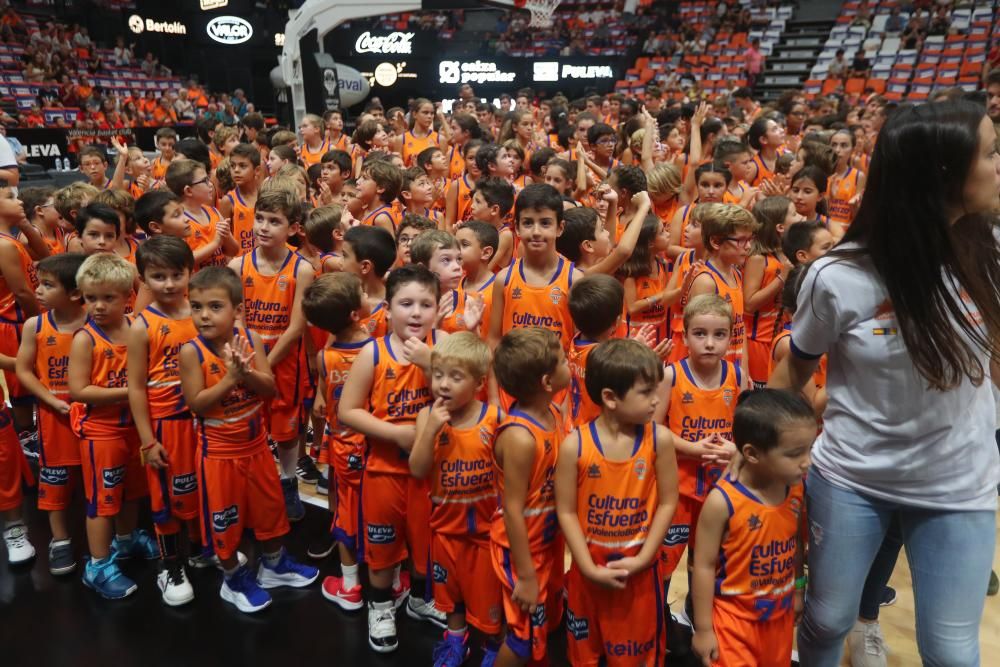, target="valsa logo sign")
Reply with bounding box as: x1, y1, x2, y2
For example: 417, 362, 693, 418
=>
355, 31, 414, 55
128, 14, 187, 36
206, 16, 252, 45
